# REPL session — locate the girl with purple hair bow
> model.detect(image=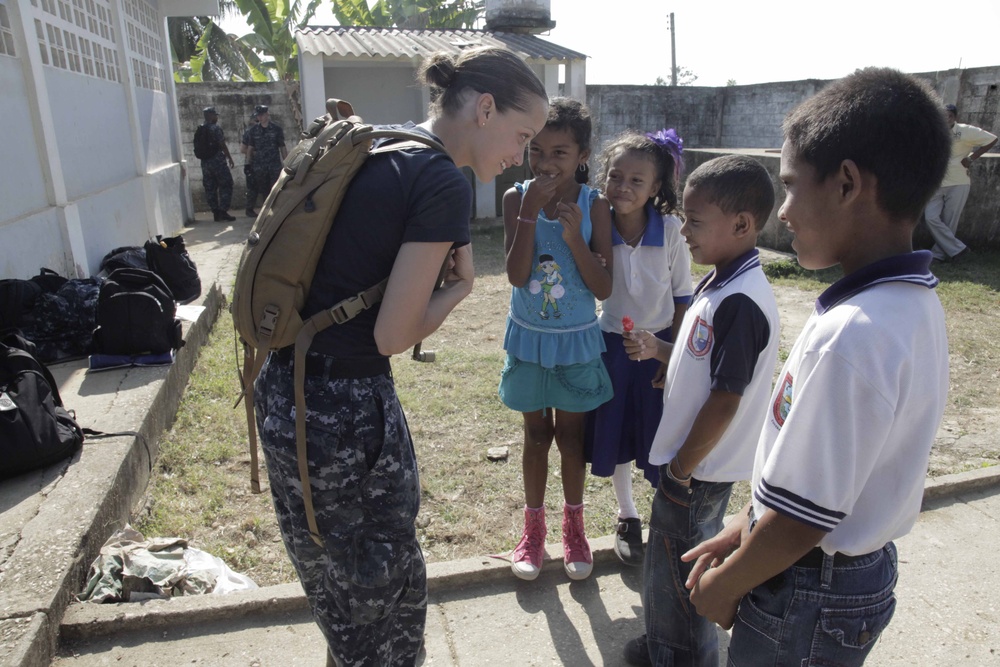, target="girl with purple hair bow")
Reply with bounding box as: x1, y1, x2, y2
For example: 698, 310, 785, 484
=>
583, 128, 693, 566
